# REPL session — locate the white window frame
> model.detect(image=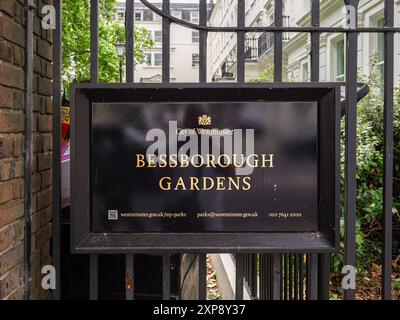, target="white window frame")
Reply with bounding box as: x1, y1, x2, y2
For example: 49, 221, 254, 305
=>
192, 31, 199, 43
190, 11, 199, 23
153, 12, 162, 22
171, 10, 182, 19
154, 53, 162, 67
135, 11, 143, 21
192, 53, 200, 67
153, 30, 162, 44
331, 37, 345, 81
